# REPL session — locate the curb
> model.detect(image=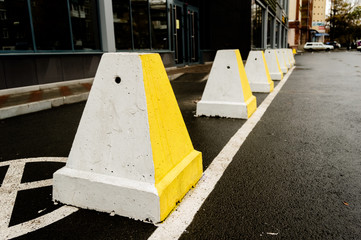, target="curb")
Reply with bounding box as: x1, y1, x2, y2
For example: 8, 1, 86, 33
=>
0, 78, 94, 97
0, 92, 89, 120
